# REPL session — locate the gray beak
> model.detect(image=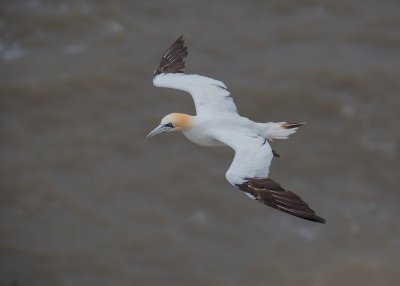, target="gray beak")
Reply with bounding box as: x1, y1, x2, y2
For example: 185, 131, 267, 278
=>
147, 124, 171, 138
